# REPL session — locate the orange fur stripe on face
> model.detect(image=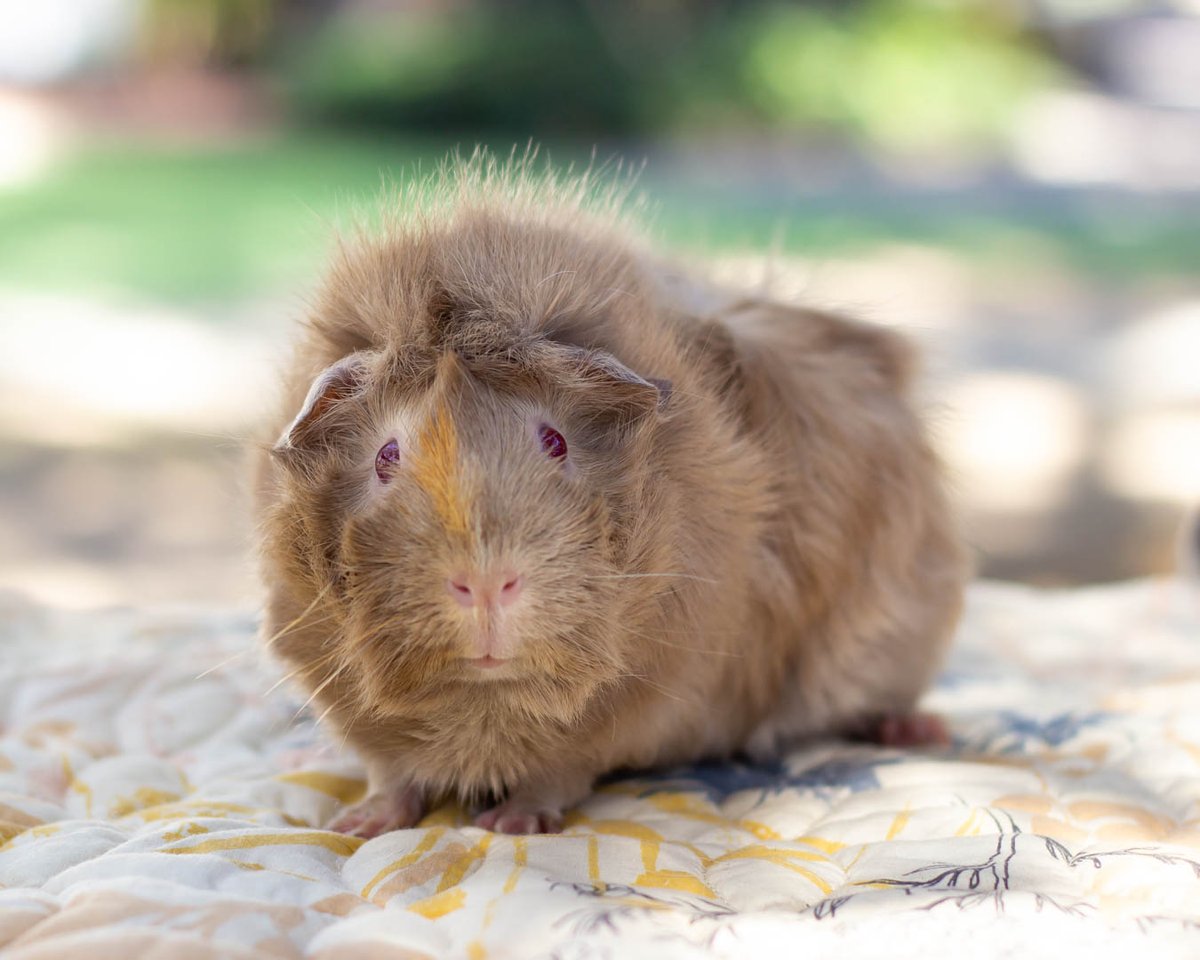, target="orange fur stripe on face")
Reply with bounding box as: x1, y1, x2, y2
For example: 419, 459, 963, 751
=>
414, 403, 470, 536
